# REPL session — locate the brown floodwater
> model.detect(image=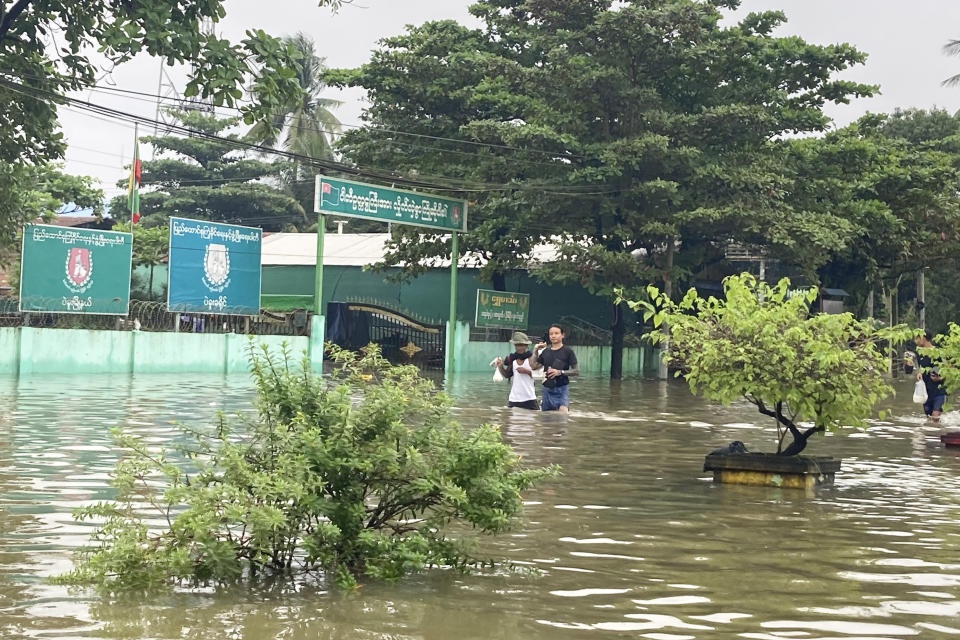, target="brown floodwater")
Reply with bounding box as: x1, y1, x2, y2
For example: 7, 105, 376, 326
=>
1, 372, 959, 639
